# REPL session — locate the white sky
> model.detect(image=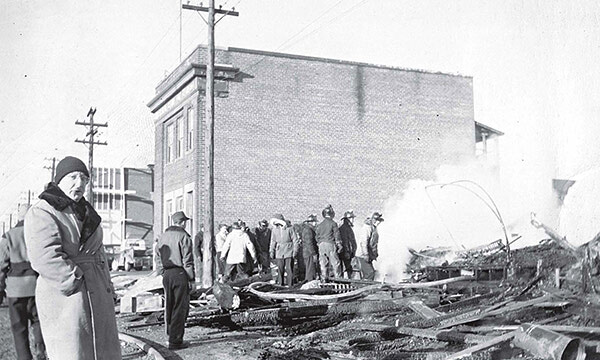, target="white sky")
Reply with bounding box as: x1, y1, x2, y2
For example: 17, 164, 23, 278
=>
1, 0, 599, 226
